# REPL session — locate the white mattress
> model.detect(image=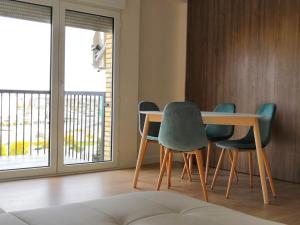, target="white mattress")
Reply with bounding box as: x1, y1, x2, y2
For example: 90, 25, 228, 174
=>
0, 191, 284, 225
